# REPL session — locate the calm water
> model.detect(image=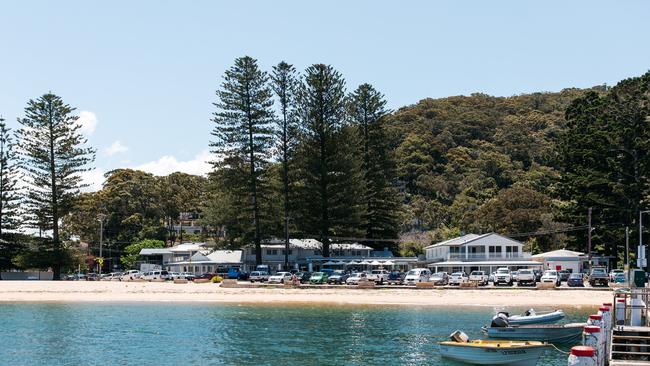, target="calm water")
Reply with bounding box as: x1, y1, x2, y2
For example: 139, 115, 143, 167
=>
0, 303, 595, 365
